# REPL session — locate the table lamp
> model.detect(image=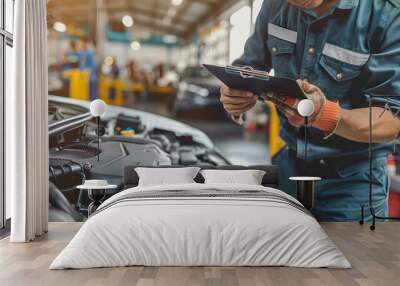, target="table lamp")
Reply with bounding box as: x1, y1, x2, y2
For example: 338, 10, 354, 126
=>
90, 99, 107, 161
297, 99, 315, 161
289, 99, 320, 210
